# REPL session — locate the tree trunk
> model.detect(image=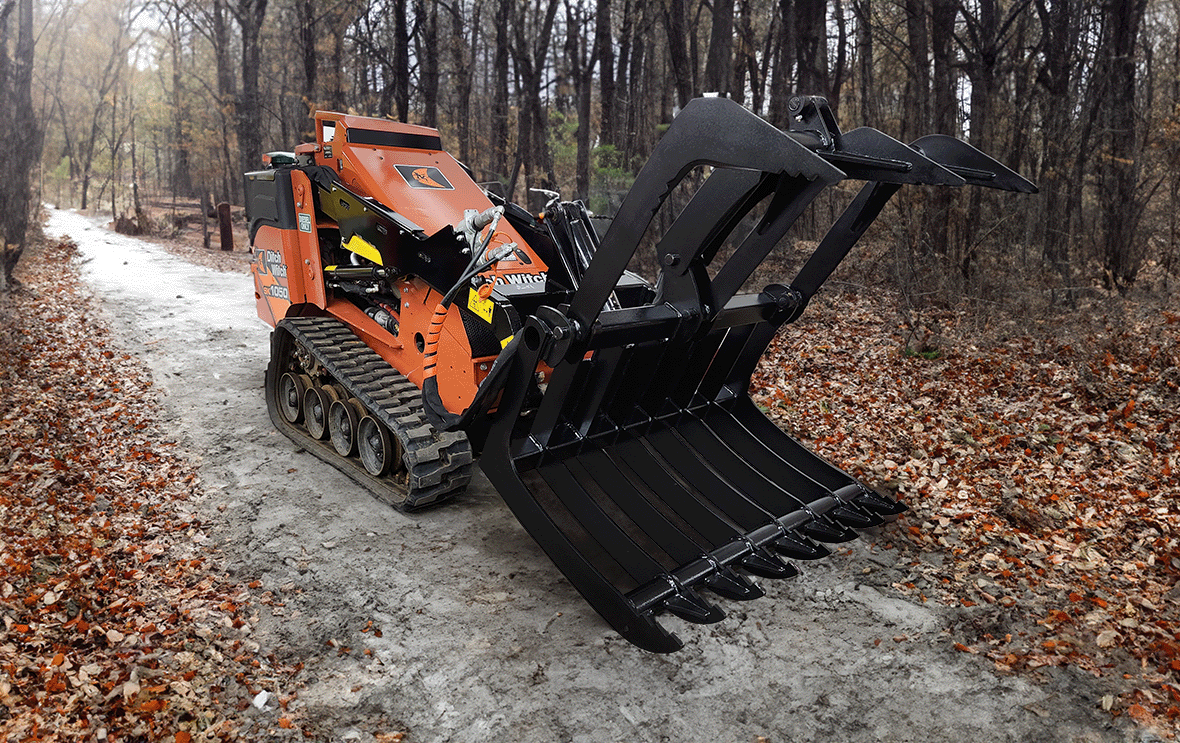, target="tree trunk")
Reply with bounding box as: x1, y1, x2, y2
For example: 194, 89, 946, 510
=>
595, 0, 615, 146
735, 0, 761, 110
166, 17, 193, 198
511, 0, 561, 203
703, 0, 734, 96
925, 0, 957, 256
1098, 0, 1149, 291
490, 0, 511, 180
111, 90, 118, 218
448, 0, 476, 164
663, 0, 694, 107
794, 0, 827, 98
1034, 0, 1079, 274
902, 0, 930, 141
853, 0, 875, 125
565, 0, 596, 201
1, 0, 40, 287
235, 0, 269, 182
393, 0, 411, 121
767, 0, 796, 126
298, 0, 316, 119
830, 0, 847, 115
416, 0, 440, 126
